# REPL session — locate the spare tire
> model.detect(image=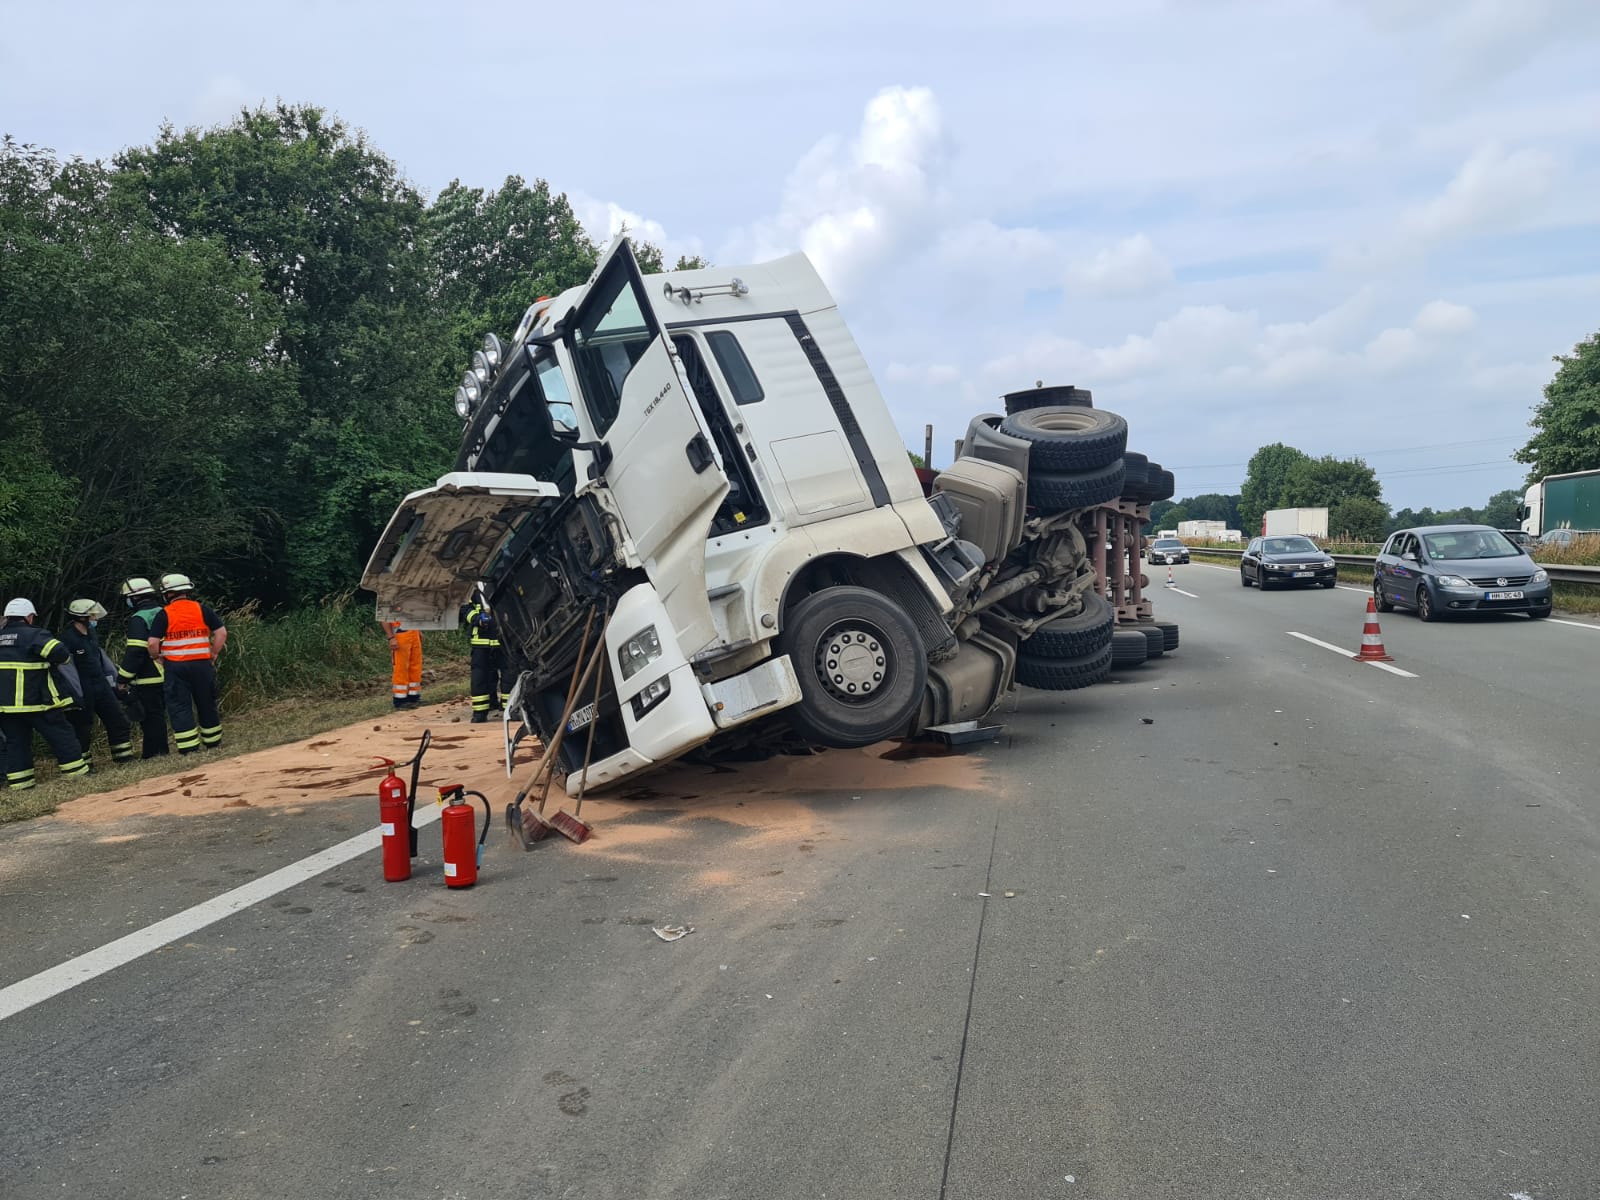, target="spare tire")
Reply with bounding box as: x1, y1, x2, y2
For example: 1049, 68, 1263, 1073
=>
999, 407, 1128, 473
1003, 385, 1093, 415
1111, 628, 1149, 668
1025, 593, 1115, 659
1016, 641, 1114, 691
1027, 459, 1126, 512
